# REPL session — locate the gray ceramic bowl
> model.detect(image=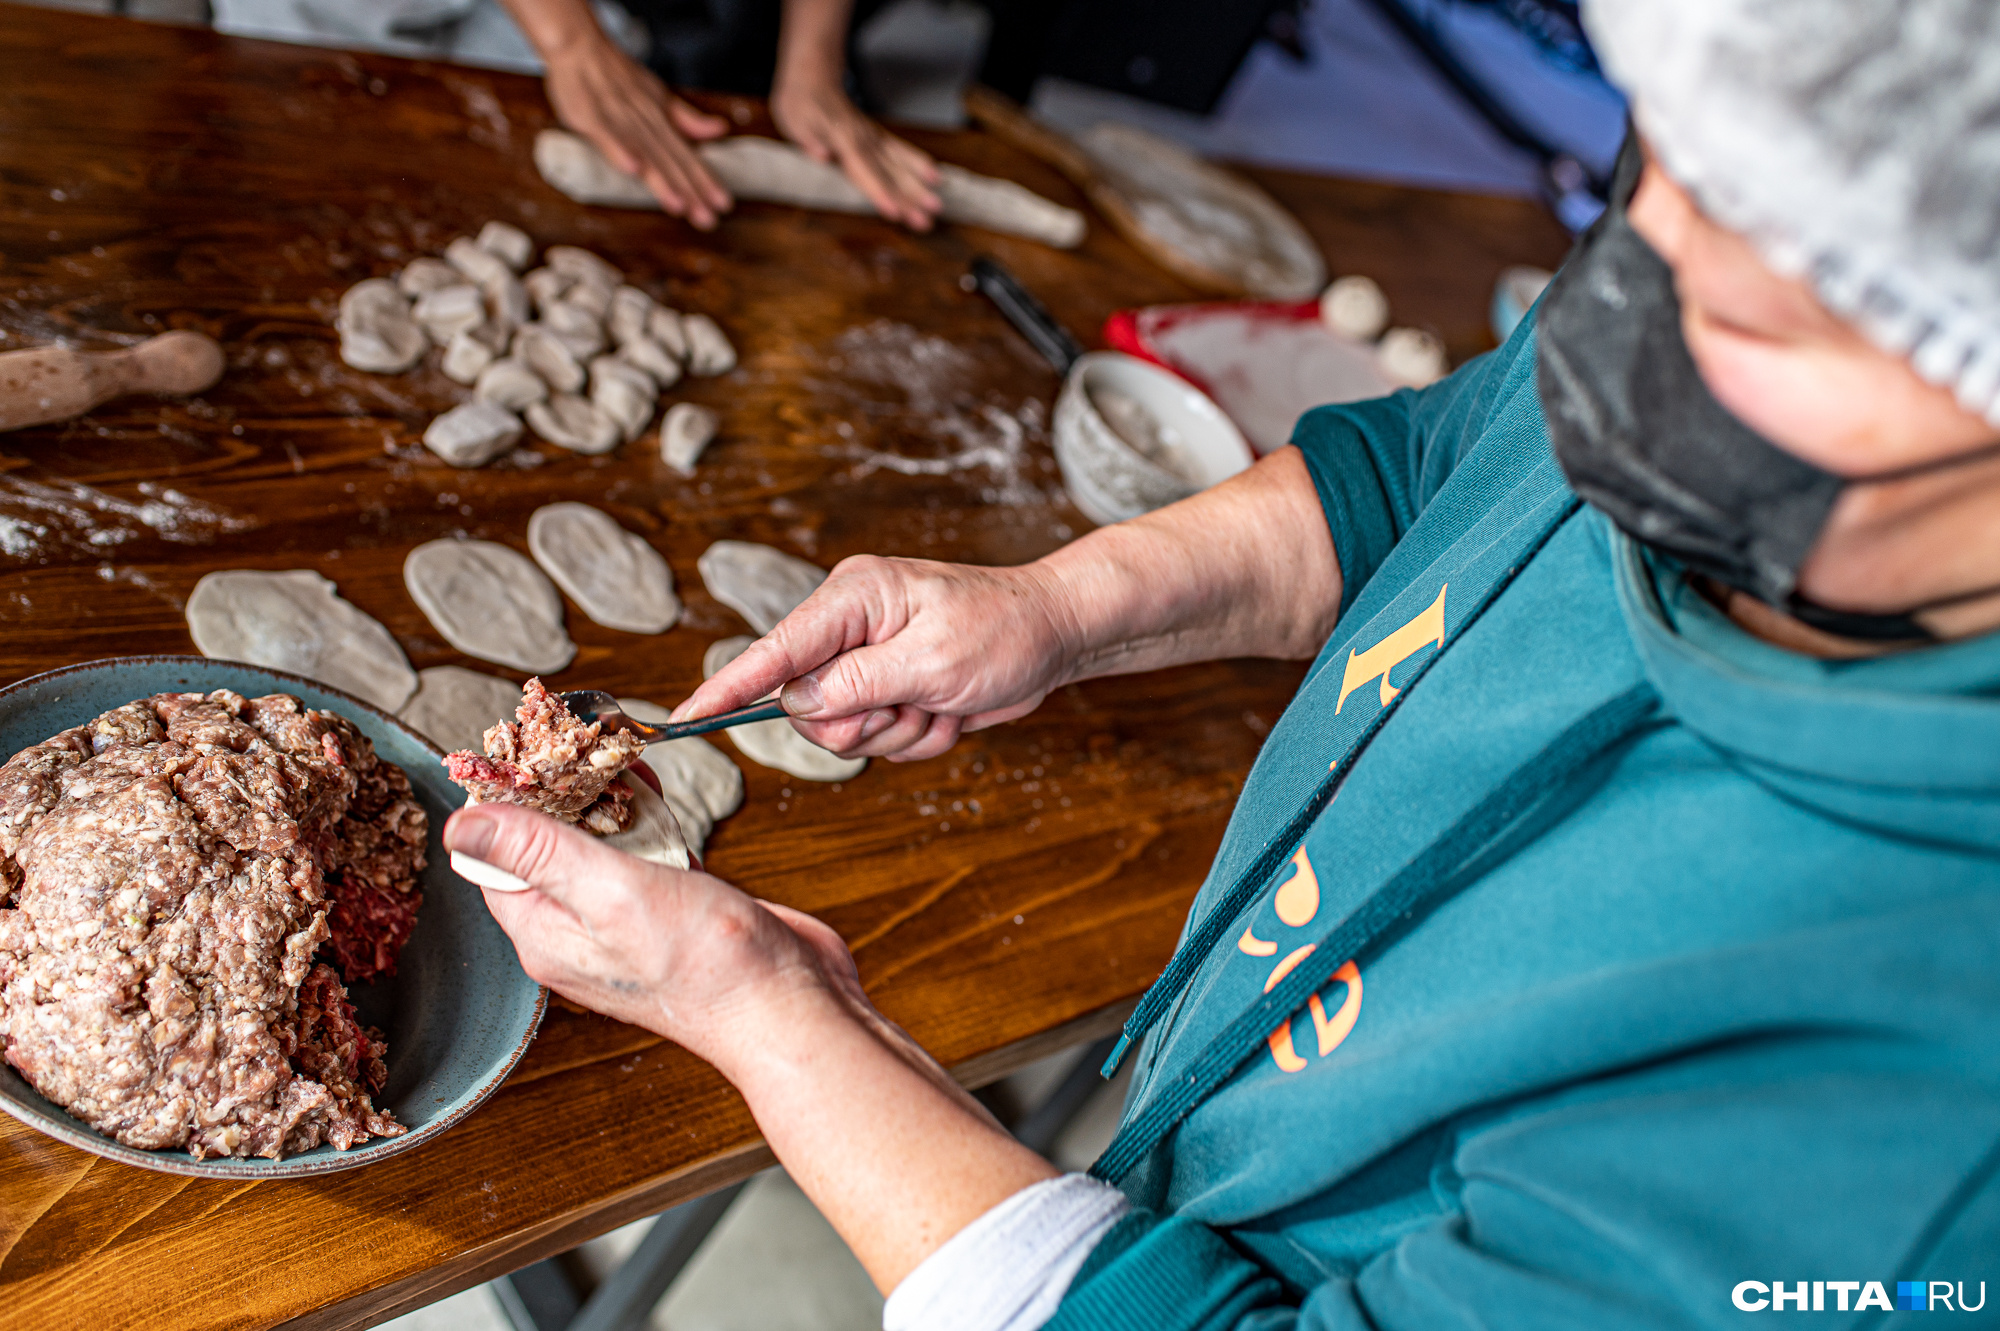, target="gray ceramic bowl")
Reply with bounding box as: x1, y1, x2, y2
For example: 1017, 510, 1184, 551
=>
0, 656, 546, 1178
